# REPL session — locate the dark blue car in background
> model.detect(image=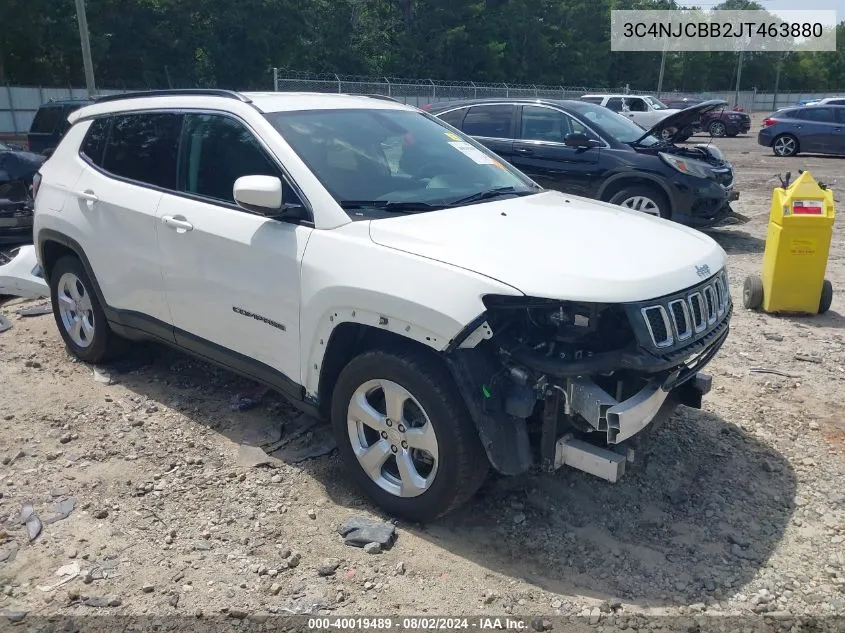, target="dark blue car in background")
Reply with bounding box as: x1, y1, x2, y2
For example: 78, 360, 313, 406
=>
758, 105, 845, 157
